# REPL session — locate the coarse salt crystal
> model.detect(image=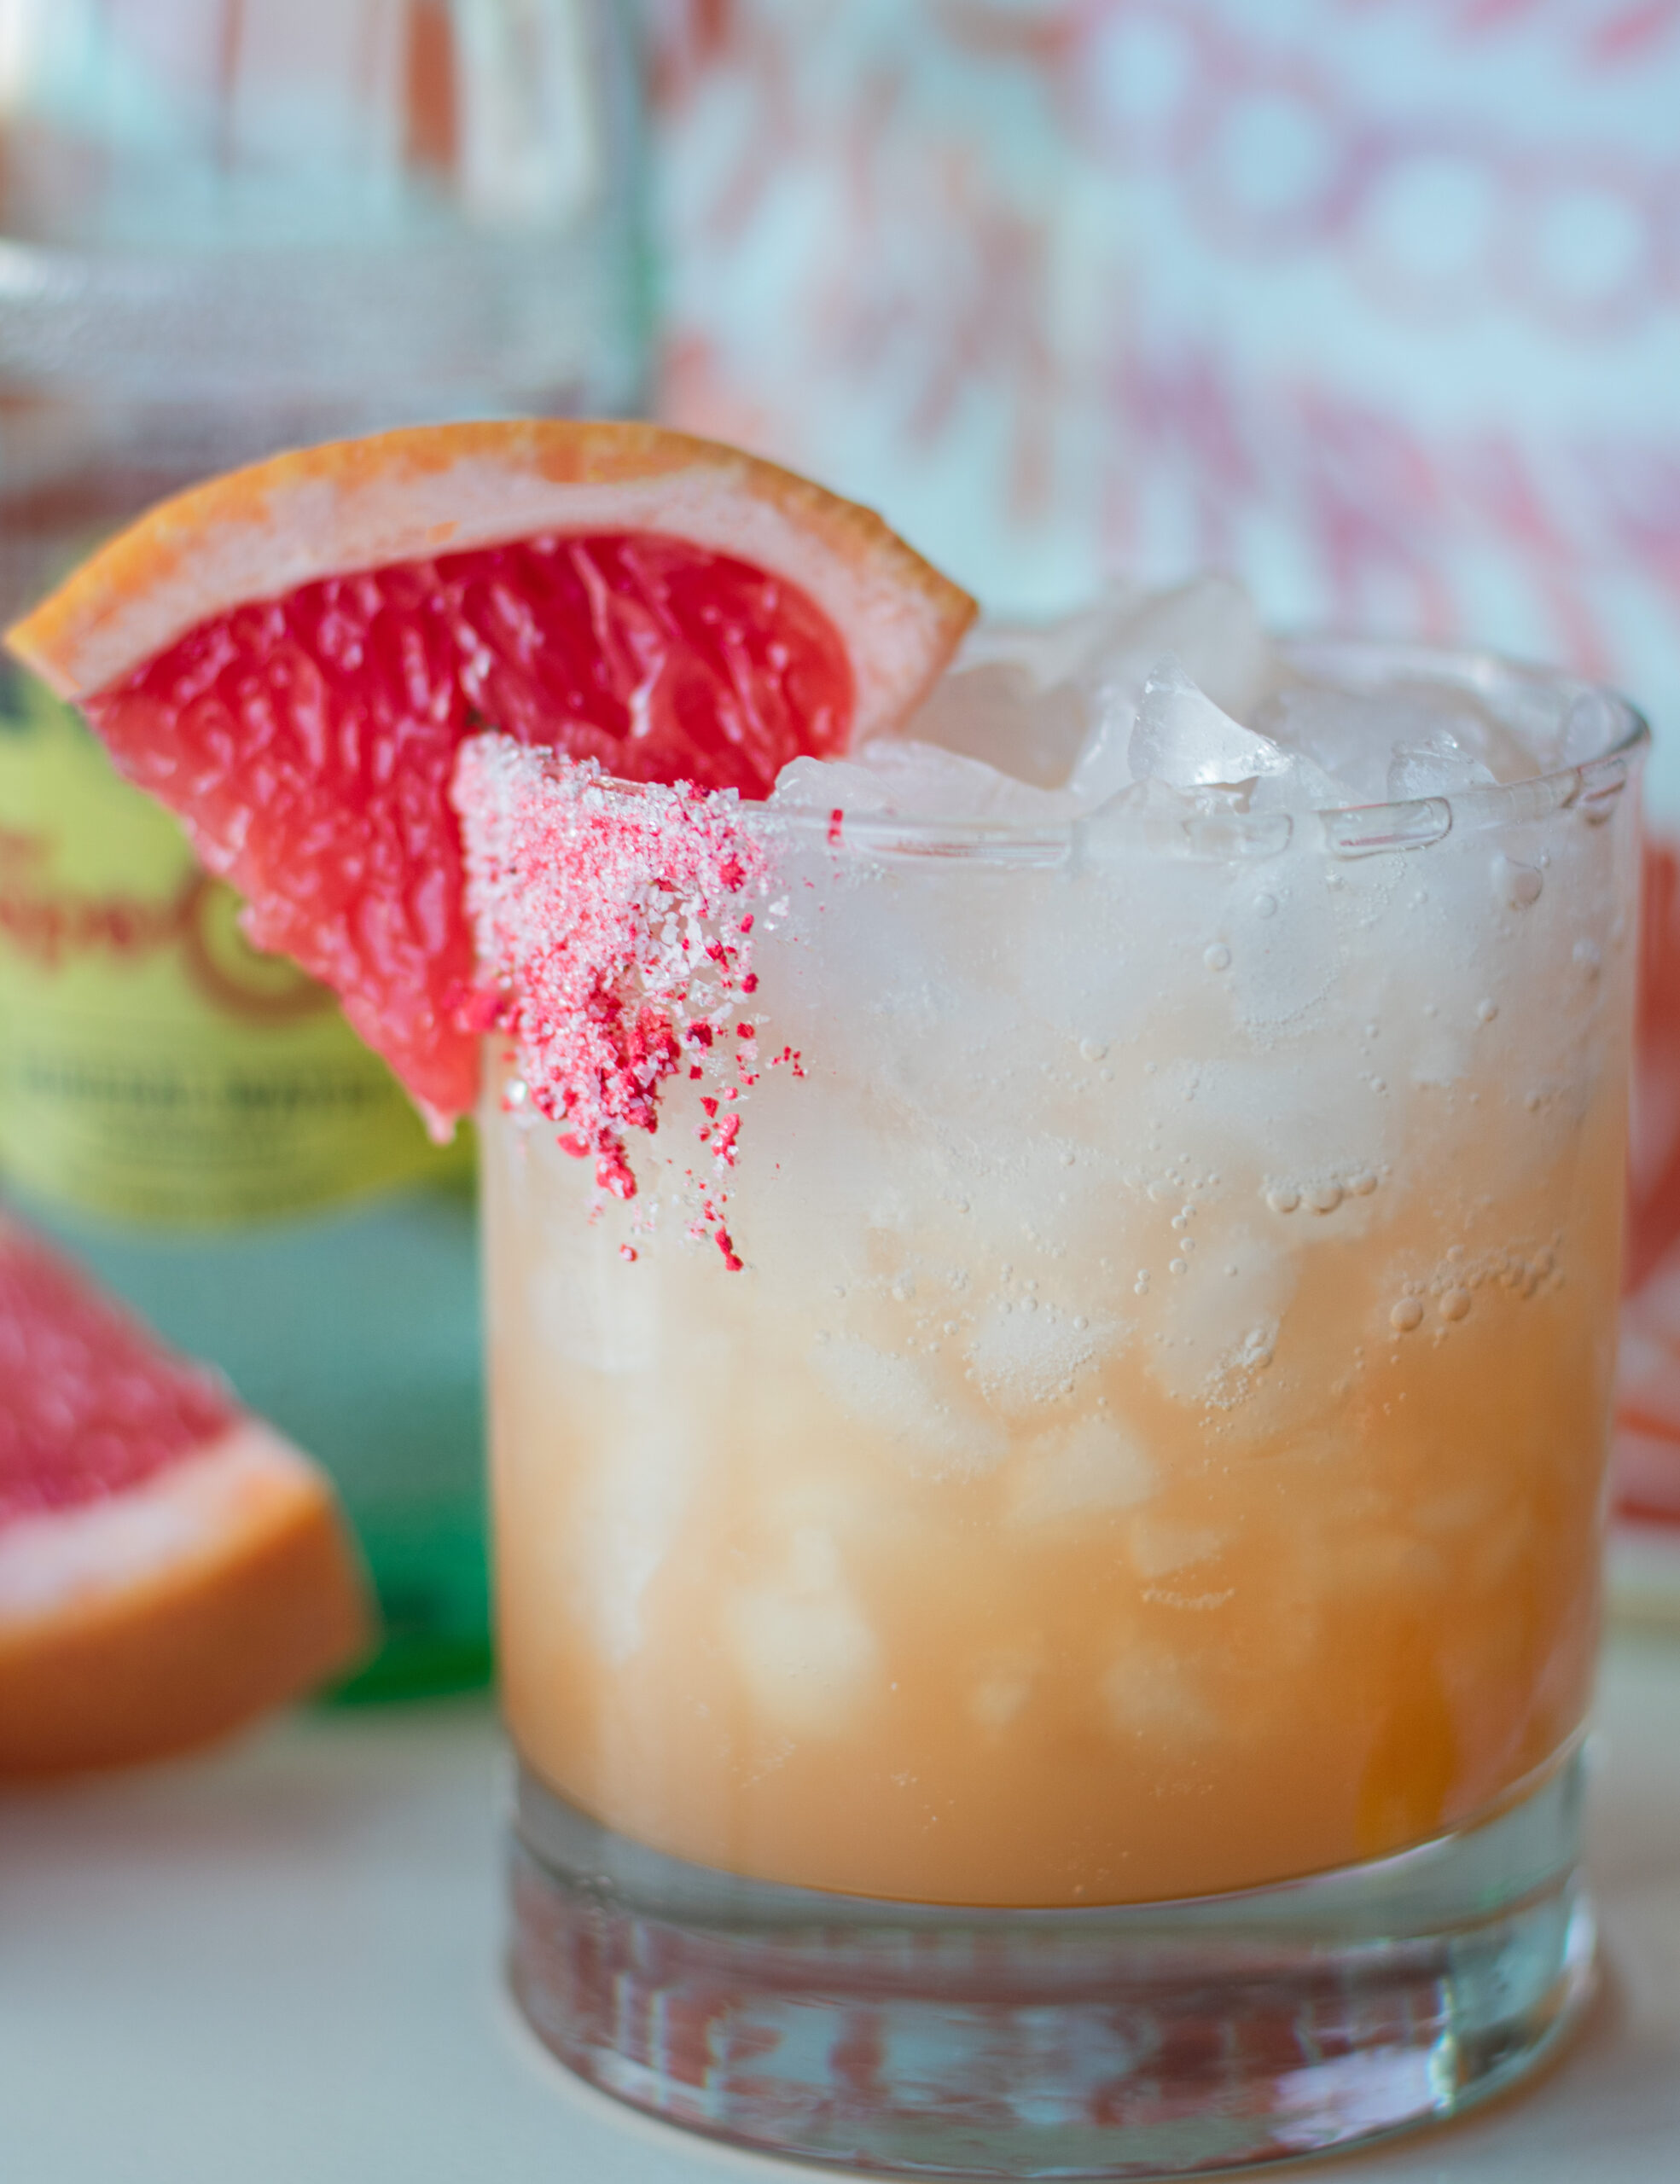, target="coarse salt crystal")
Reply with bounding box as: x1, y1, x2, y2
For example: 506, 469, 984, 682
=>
452, 735, 772, 1259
